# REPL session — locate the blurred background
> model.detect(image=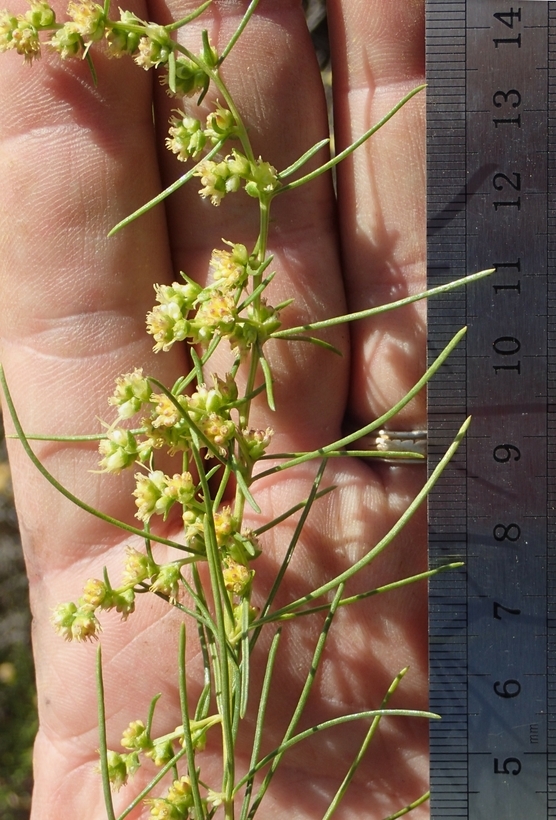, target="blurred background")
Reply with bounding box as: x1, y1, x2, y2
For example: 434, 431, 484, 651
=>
0, 2, 329, 817
0, 419, 35, 820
